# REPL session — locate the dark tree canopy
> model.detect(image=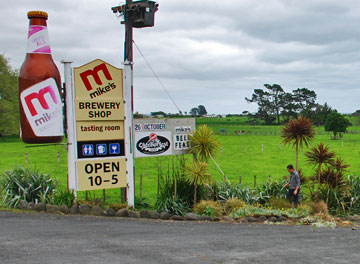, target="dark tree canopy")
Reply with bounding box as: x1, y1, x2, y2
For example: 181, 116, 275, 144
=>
197, 105, 207, 117
245, 84, 332, 125
324, 112, 350, 139
189, 105, 207, 117
245, 84, 285, 125
0, 54, 19, 136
